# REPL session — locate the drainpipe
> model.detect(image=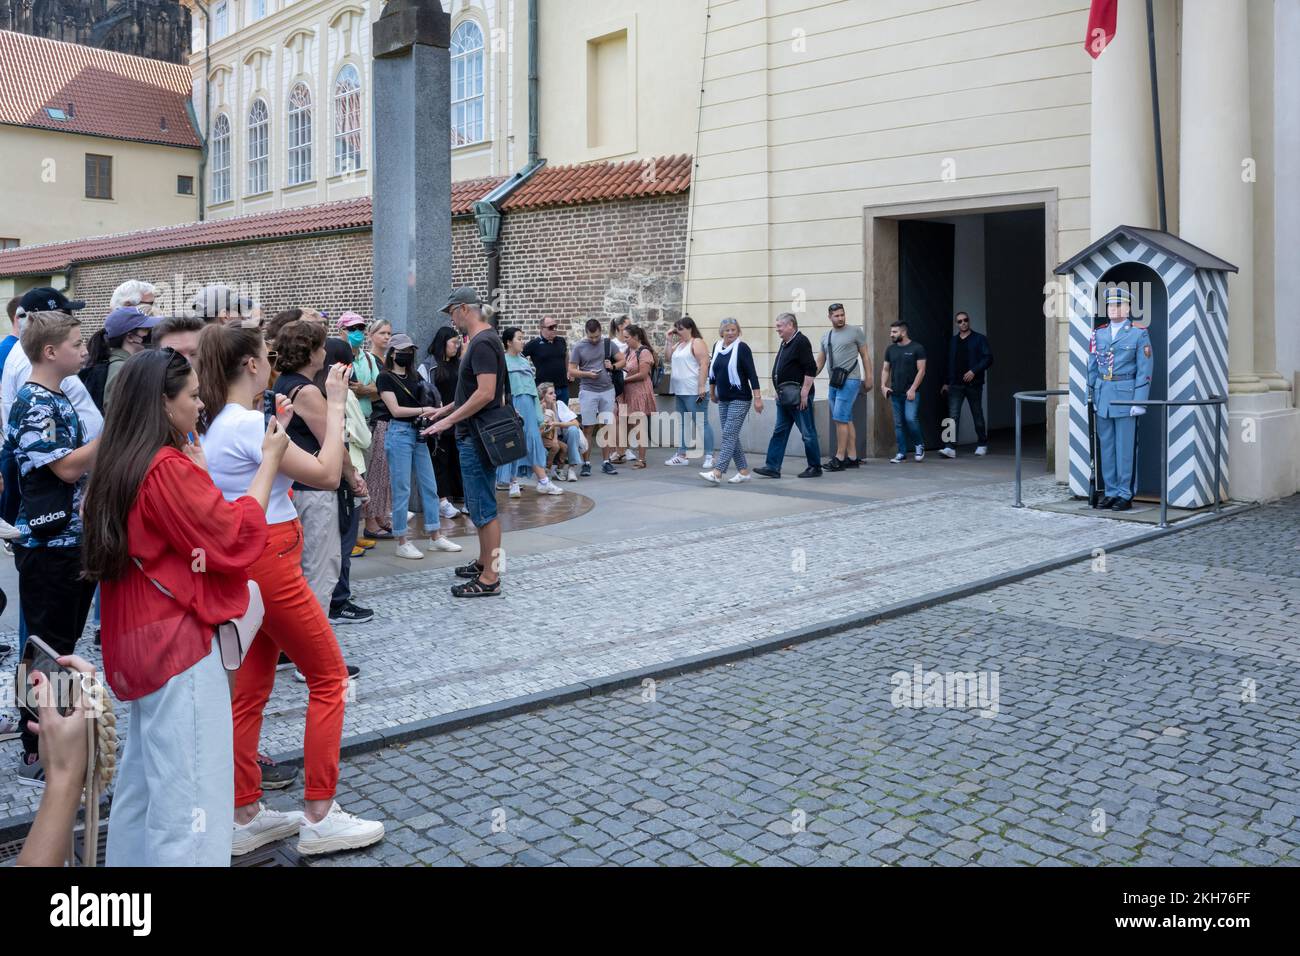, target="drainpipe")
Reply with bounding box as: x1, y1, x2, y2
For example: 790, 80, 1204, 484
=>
528, 0, 538, 164
473, 0, 543, 319
192, 0, 212, 221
